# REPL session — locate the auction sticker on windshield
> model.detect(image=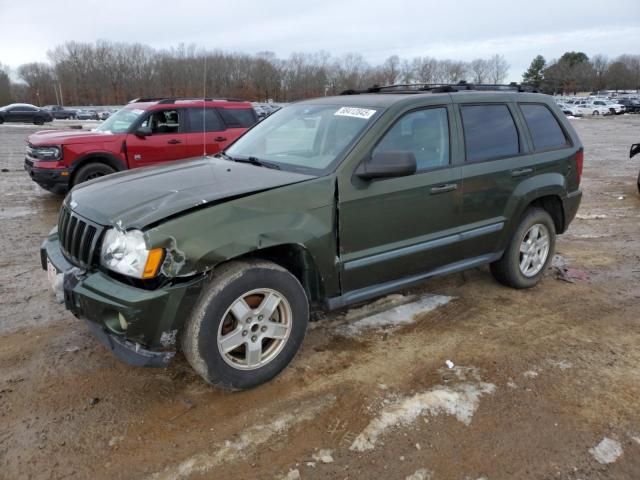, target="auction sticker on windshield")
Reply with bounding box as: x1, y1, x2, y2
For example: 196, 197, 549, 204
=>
334, 107, 377, 119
